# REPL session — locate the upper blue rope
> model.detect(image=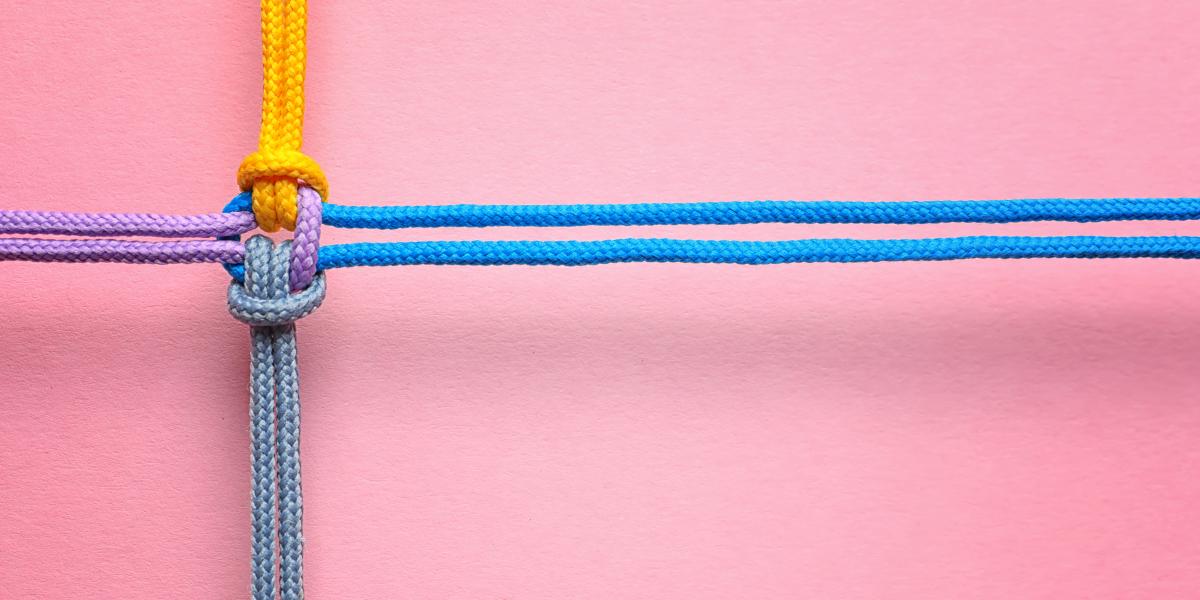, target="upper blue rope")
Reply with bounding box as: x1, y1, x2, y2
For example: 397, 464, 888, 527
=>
224, 193, 1200, 228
